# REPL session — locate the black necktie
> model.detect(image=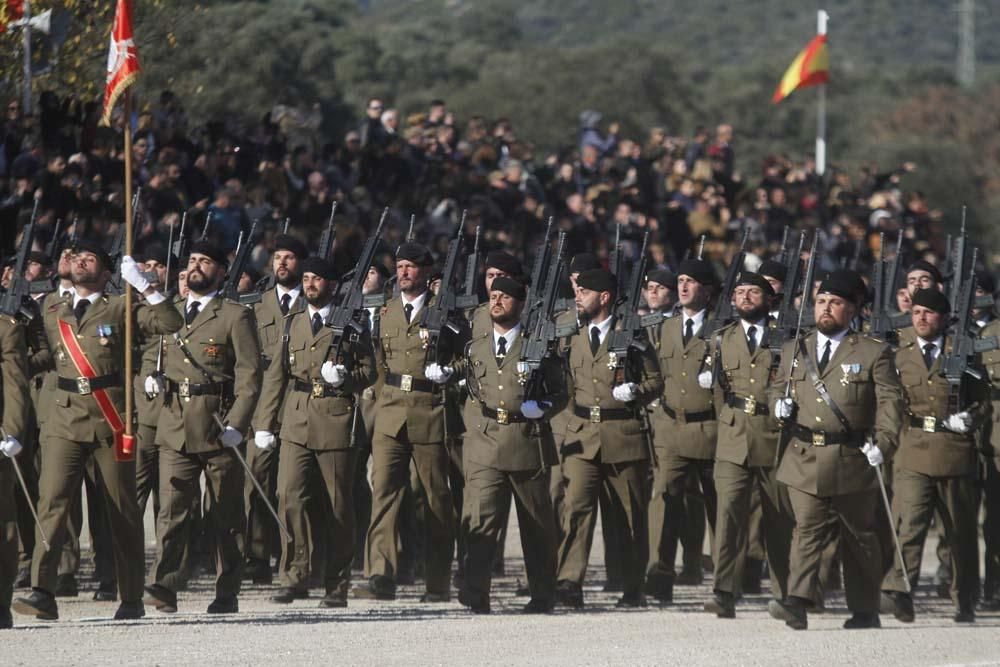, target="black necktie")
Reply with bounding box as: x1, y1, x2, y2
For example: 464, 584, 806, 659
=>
73, 299, 90, 324
496, 336, 507, 365
279, 293, 291, 316
590, 326, 601, 354
404, 303, 413, 324
923, 342, 936, 370
186, 301, 201, 325
746, 325, 757, 354
312, 312, 323, 336
818, 339, 831, 374
683, 318, 694, 346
